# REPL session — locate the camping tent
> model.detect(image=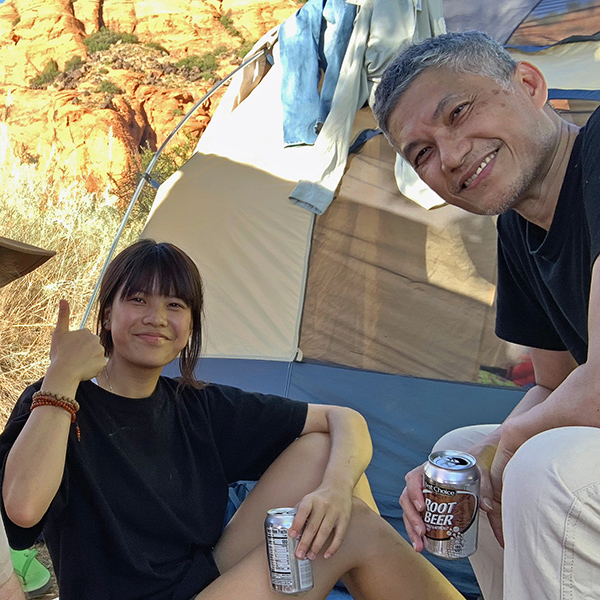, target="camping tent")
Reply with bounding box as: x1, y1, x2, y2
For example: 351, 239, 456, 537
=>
142, 0, 600, 596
